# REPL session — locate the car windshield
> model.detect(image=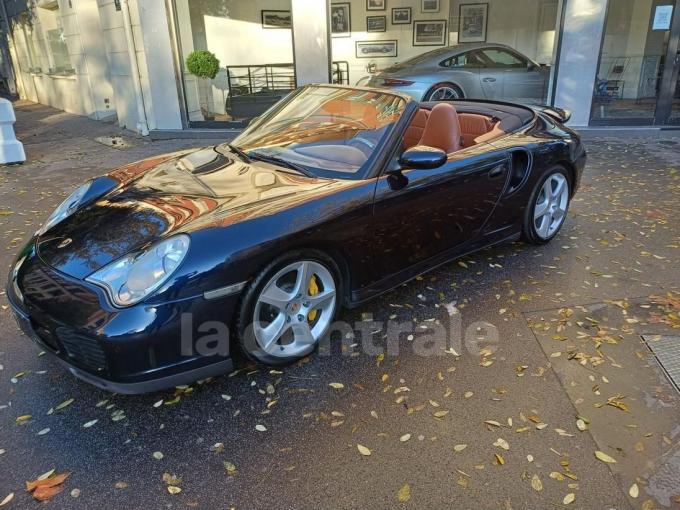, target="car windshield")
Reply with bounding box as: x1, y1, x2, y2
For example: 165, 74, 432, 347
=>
227, 86, 407, 179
